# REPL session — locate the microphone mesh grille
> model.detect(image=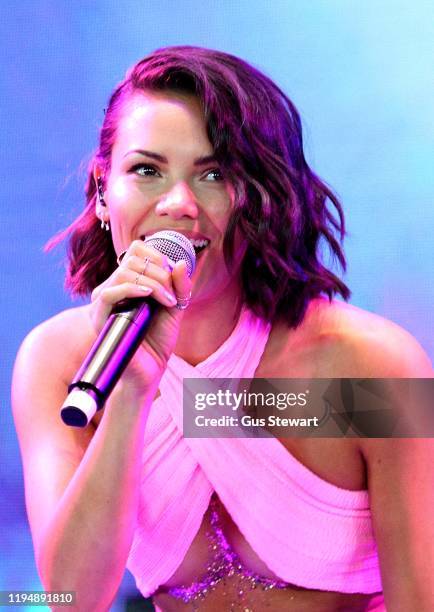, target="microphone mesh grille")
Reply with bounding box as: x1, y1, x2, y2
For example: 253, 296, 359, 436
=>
144, 230, 196, 277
